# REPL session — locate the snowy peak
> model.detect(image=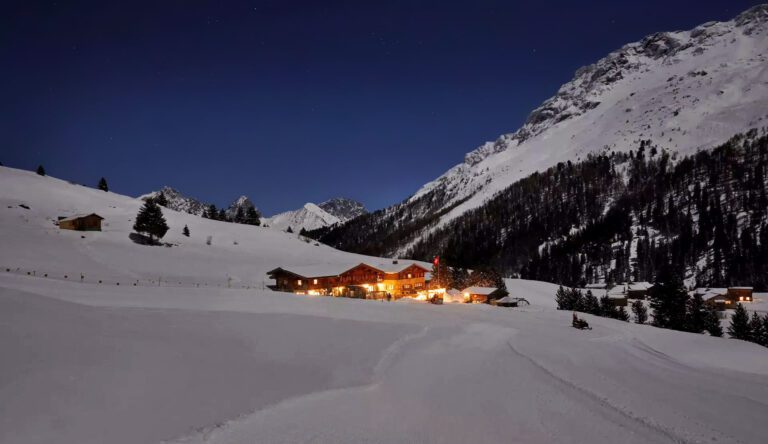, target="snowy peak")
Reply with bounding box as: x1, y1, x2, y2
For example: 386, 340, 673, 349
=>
140, 186, 208, 216
225, 195, 258, 220
262, 198, 365, 232
318, 198, 367, 222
